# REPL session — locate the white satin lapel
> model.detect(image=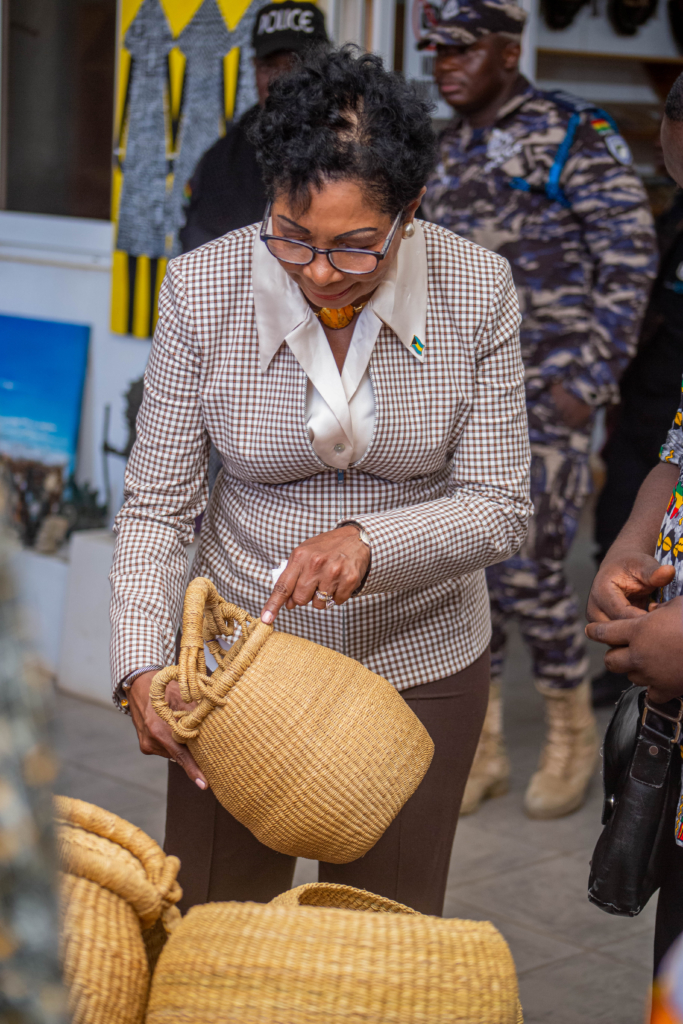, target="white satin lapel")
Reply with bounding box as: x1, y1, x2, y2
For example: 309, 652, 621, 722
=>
285, 317, 354, 444
252, 230, 309, 373
341, 306, 382, 400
